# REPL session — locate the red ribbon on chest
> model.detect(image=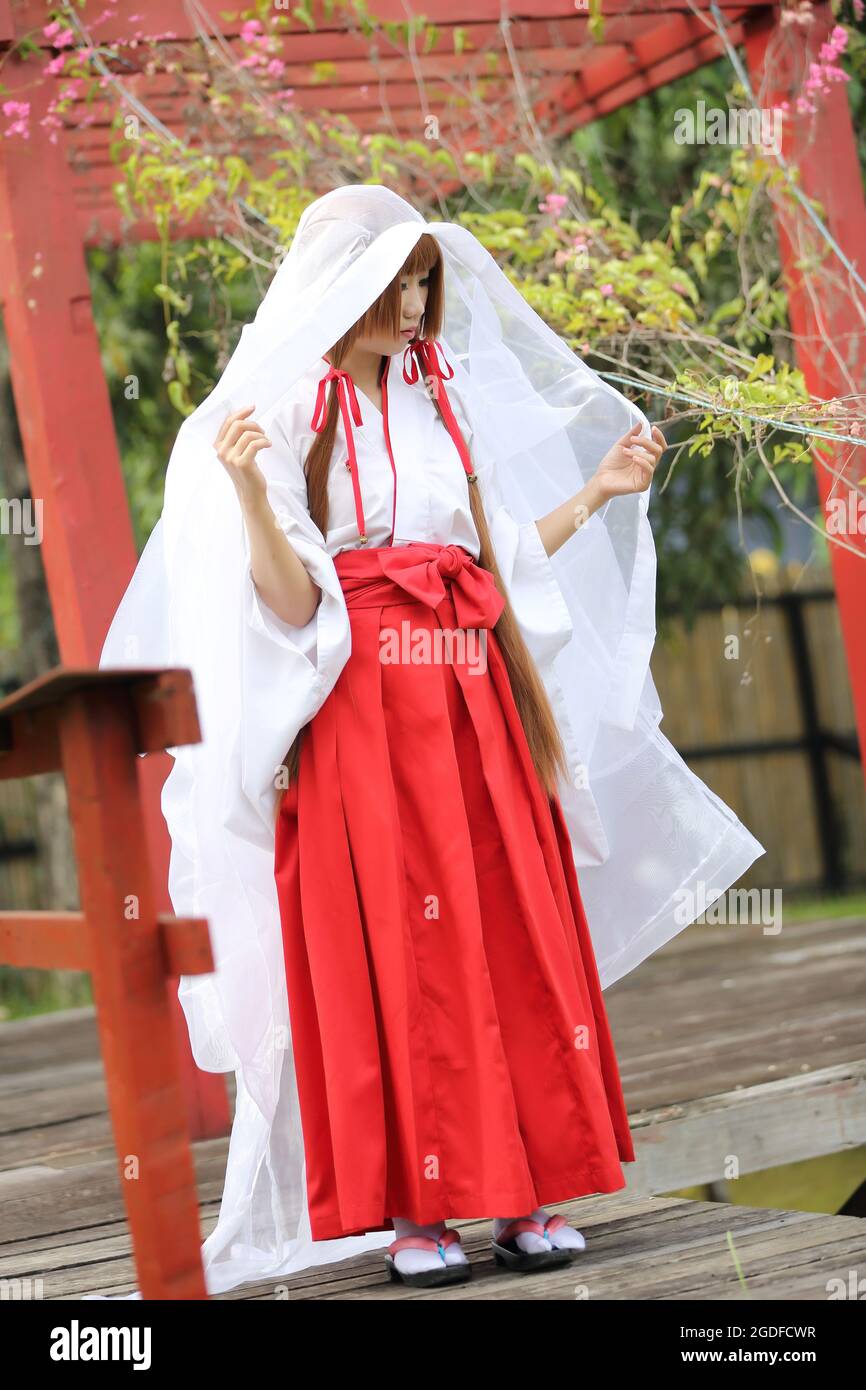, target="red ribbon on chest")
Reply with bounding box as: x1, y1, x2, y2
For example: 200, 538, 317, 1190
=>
309, 340, 475, 546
